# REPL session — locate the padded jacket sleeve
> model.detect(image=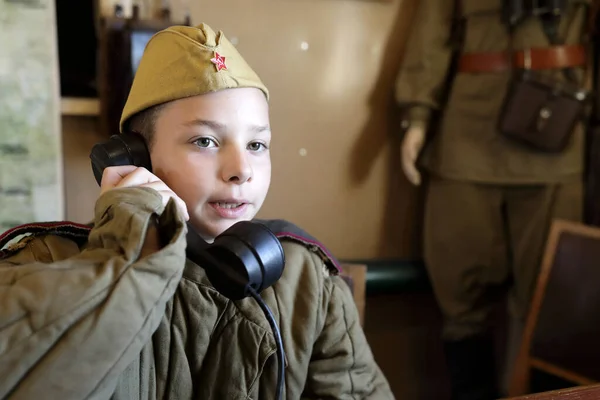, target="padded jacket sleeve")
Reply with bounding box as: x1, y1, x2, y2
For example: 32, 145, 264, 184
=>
0, 187, 187, 399
303, 274, 395, 399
